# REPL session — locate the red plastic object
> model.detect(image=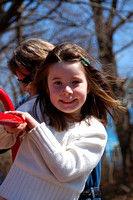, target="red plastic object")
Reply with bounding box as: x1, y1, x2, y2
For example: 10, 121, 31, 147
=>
0, 88, 15, 111
0, 113, 25, 127
0, 88, 23, 162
